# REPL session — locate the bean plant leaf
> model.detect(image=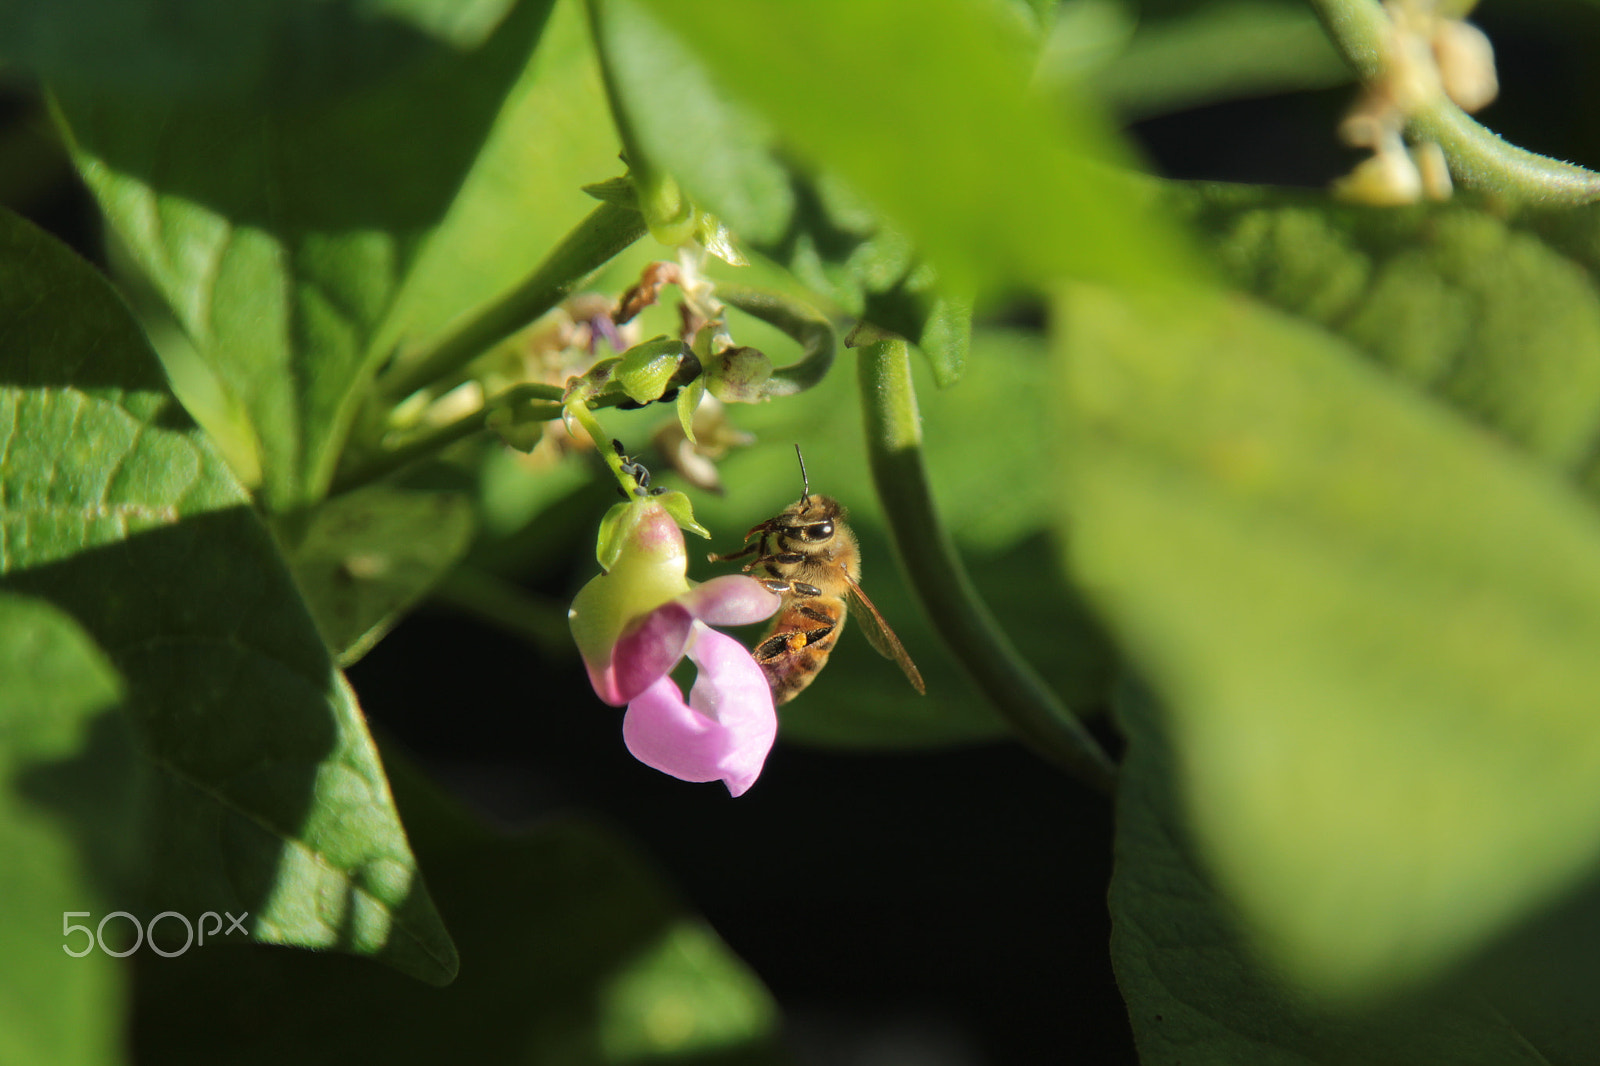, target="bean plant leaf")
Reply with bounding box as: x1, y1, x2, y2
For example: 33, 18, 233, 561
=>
1172, 186, 1600, 480
279, 486, 475, 668
631, 0, 1194, 298
0, 593, 131, 1066
132, 756, 784, 1066
1109, 683, 1564, 1066
1057, 283, 1600, 1002
0, 209, 456, 984
51, 0, 558, 511
589, 0, 973, 379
